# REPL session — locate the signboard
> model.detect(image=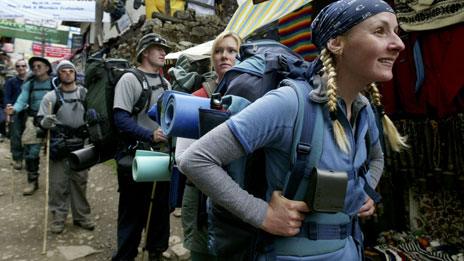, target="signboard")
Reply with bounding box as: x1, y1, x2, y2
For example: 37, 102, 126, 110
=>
0, 20, 68, 45
32, 43, 71, 58
0, 0, 96, 22
71, 34, 84, 50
